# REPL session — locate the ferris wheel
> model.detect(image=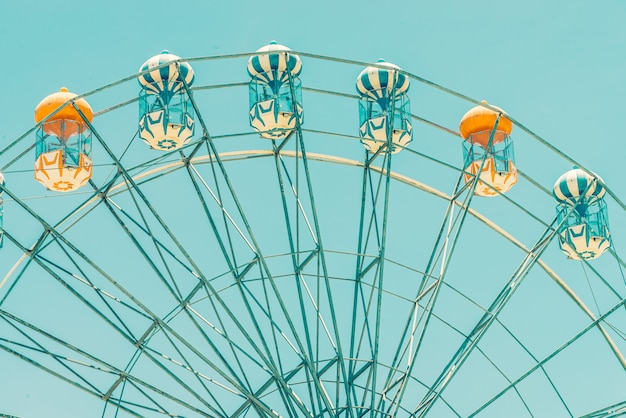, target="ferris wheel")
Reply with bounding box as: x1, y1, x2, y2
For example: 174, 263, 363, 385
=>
0, 43, 625, 418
